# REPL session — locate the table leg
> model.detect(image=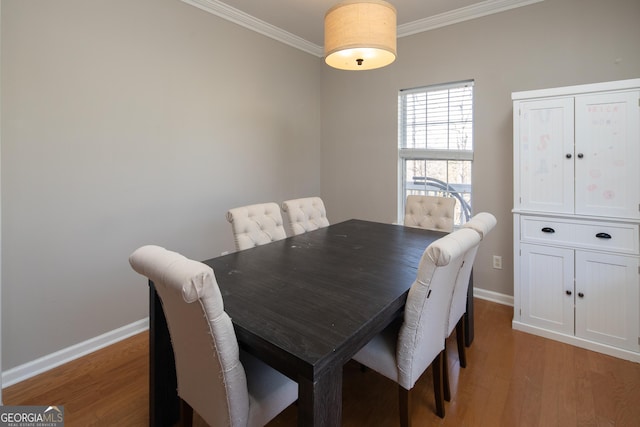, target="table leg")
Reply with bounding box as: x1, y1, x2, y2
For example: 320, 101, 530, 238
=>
149, 283, 180, 427
297, 366, 342, 427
